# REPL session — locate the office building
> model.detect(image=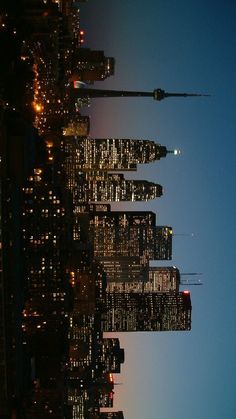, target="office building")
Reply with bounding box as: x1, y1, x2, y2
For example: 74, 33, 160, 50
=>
62, 136, 170, 171
89, 209, 156, 227
90, 226, 172, 260
99, 256, 149, 283
95, 338, 125, 374
74, 174, 162, 202
71, 48, 115, 83
107, 266, 180, 292
101, 291, 191, 332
